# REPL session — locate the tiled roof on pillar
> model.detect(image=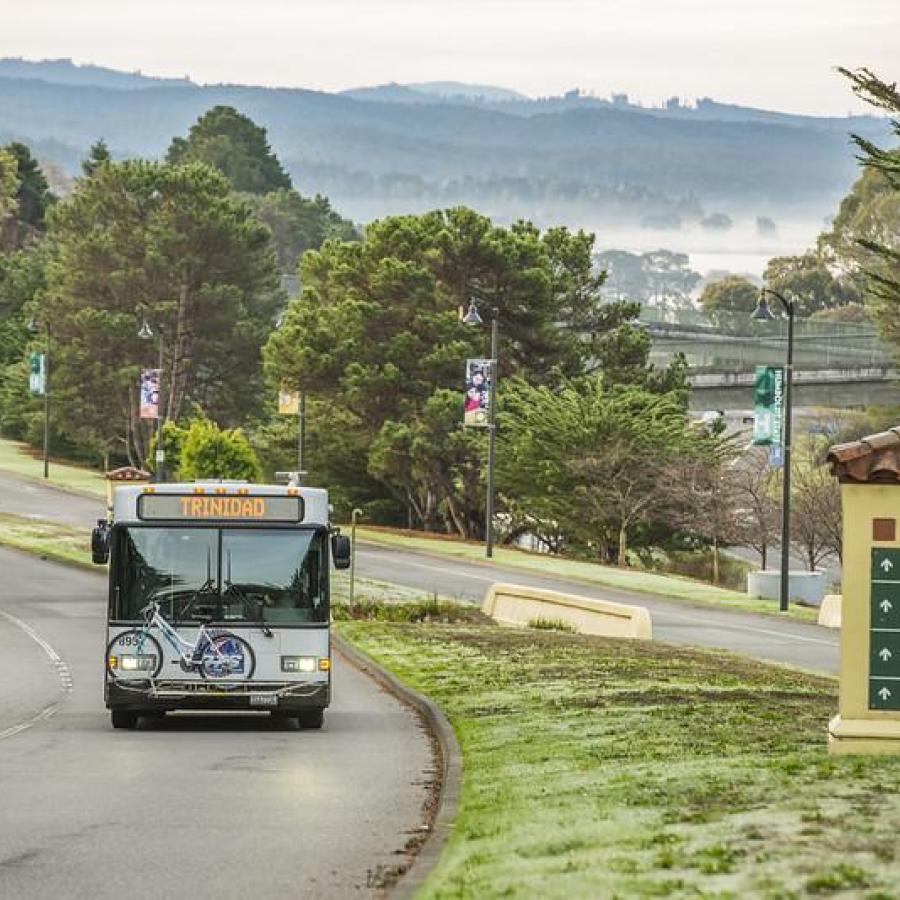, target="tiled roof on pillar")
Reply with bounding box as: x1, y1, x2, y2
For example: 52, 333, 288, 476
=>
828, 427, 900, 484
